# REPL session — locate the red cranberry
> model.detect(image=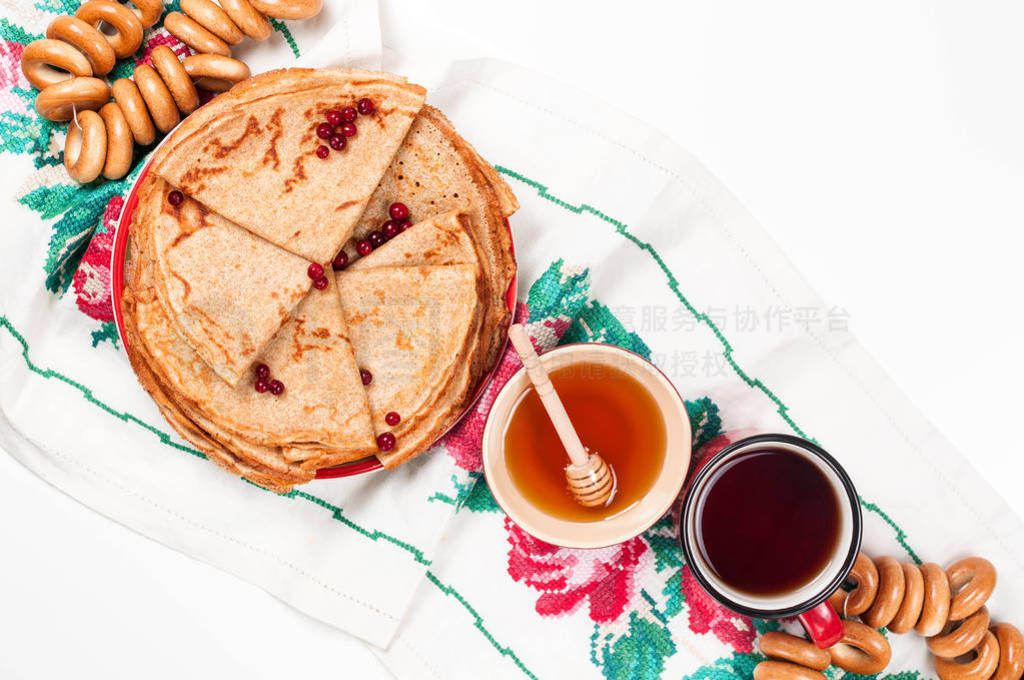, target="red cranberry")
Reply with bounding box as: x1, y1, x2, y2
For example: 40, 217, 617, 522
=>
388, 202, 409, 221
385, 411, 401, 426
329, 134, 346, 151
339, 122, 357, 137
316, 145, 329, 159
254, 379, 269, 393
268, 379, 285, 396
360, 368, 372, 385
316, 122, 333, 139
397, 220, 411, 233
168, 190, 184, 206
332, 250, 349, 270
377, 432, 396, 451
368, 230, 386, 248
254, 363, 270, 381
307, 262, 324, 280
356, 239, 373, 256
325, 109, 343, 126
357, 98, 374, 115
382, 220, 400, 239
340, 106, 357, 123
312, 276, 329, 290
